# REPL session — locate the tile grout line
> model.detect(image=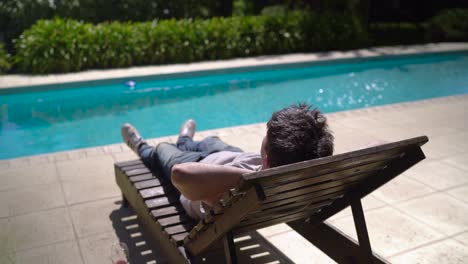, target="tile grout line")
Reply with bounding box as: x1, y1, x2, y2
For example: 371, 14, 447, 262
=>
53, 161, 87, 264
5, 238, 78, 257
386, 230, 468, 259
